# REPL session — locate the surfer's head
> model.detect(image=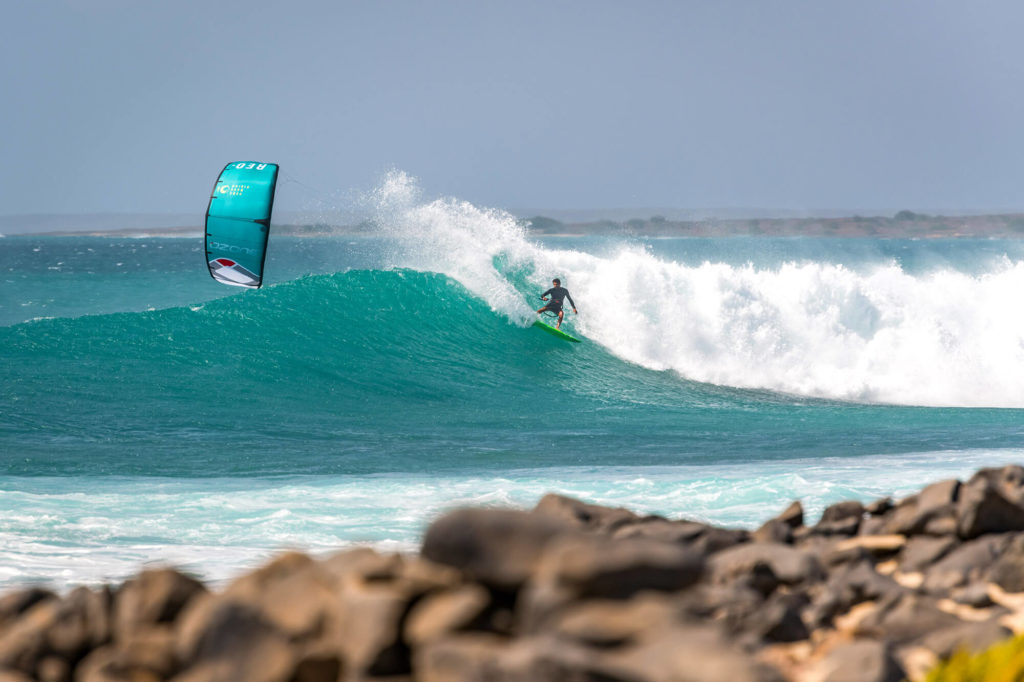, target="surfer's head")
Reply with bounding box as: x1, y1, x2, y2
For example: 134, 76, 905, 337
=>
553, 278, 561, 286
